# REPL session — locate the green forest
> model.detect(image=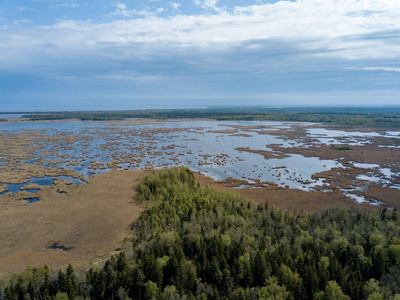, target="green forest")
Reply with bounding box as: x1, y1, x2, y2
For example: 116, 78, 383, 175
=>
1, 167, 400, 299
20, 107, 400, 128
